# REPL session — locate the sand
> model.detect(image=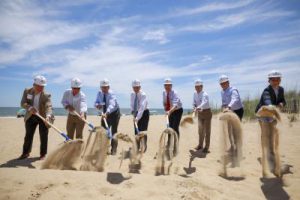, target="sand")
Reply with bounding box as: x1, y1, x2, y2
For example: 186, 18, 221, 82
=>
0, 114, 299, 200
